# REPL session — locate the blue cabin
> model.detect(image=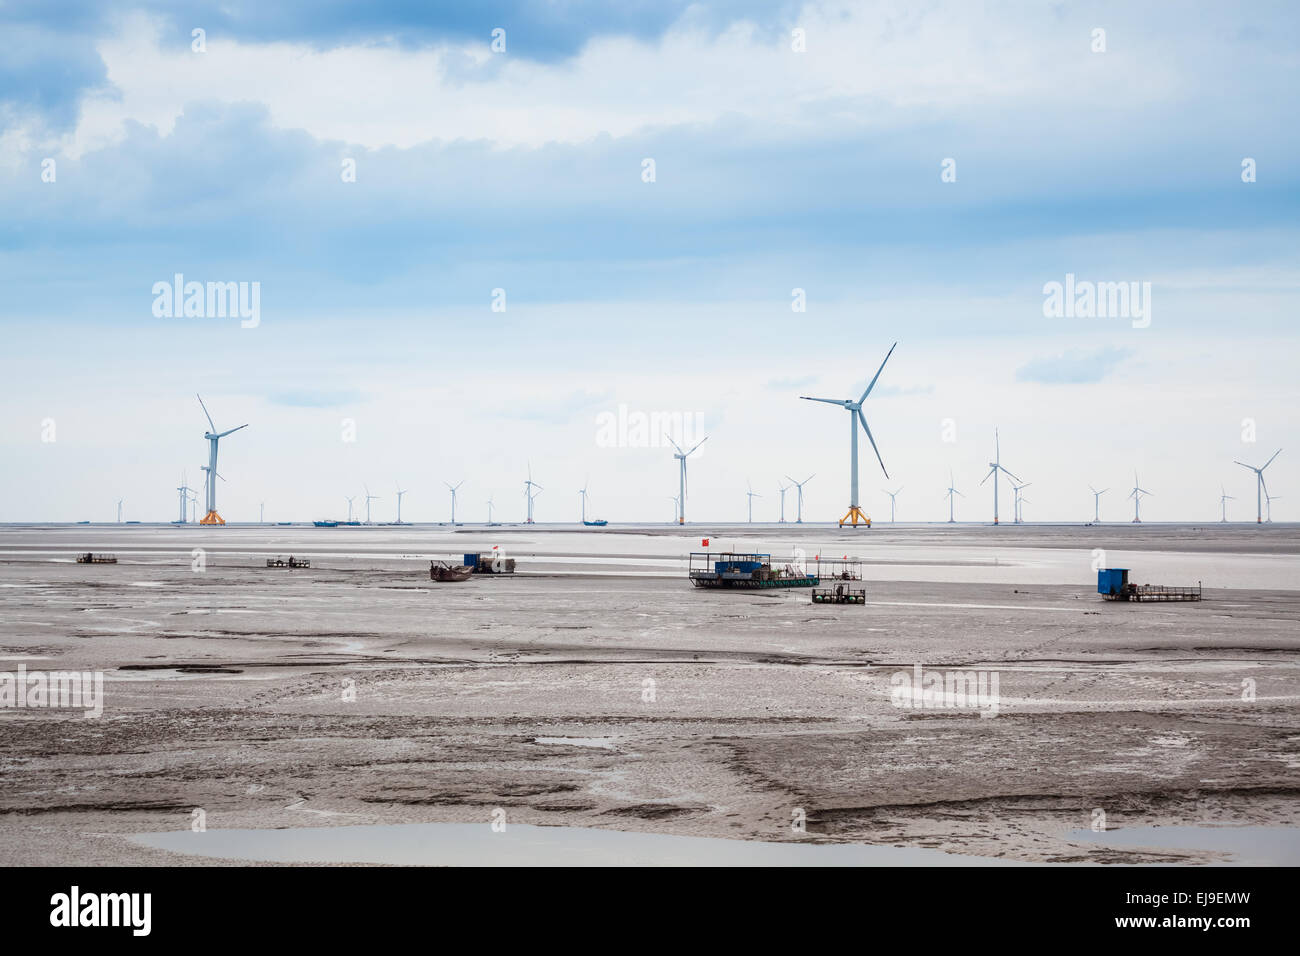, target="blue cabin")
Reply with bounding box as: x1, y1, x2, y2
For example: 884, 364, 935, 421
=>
1097, 568, 1130, 596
